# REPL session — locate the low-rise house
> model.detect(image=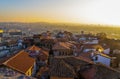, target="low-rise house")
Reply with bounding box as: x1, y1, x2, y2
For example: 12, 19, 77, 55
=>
17, 39, 23, 49
40, 38, 56, 49
92, 52, 111, 66
26, 45, 49, 61
33, 34, 41, 46
26, 45, 49, 74
80, 51, 111, 66
56, 38, 69, 42
102, 44, 110, 54
52, 41, 81, 57
103, 47, 110, 54
3, 50, 35, 76
77, 33, 99, 44
95, 63, 120, 79
36, 66, 49, 79
81, 44, 104, 53
2, 32, 10, 37
52, 42, 74, 56
67, 41, 82, 56
9, 31, 22, 37
23, 38, 34, 48
84, 39, 99, 44
49, 56, 95, 79
7, 39, 17, 46
49, 55, 120, 79
0, 49, 10, 58
85, 36, 99, 44
0, 66, 36, 79
56, 31, 73, 41
8, 29, 22, 38
33, 34, 41, 39
41, 31, 52, 37
79, 36, 86, 42
0, 44, 7, 50
56, 31, 65, 38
